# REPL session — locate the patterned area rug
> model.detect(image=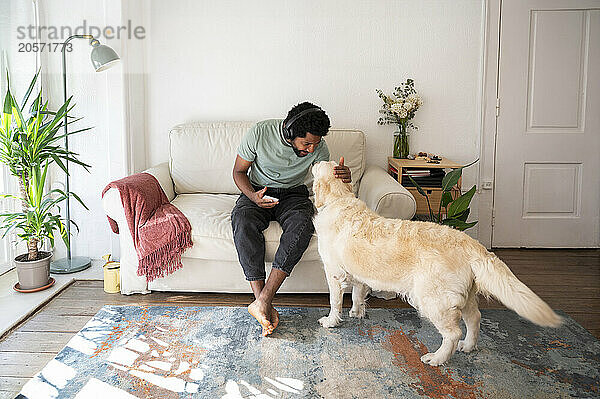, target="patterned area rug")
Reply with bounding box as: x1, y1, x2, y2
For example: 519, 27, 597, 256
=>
16, 305, 600, 399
